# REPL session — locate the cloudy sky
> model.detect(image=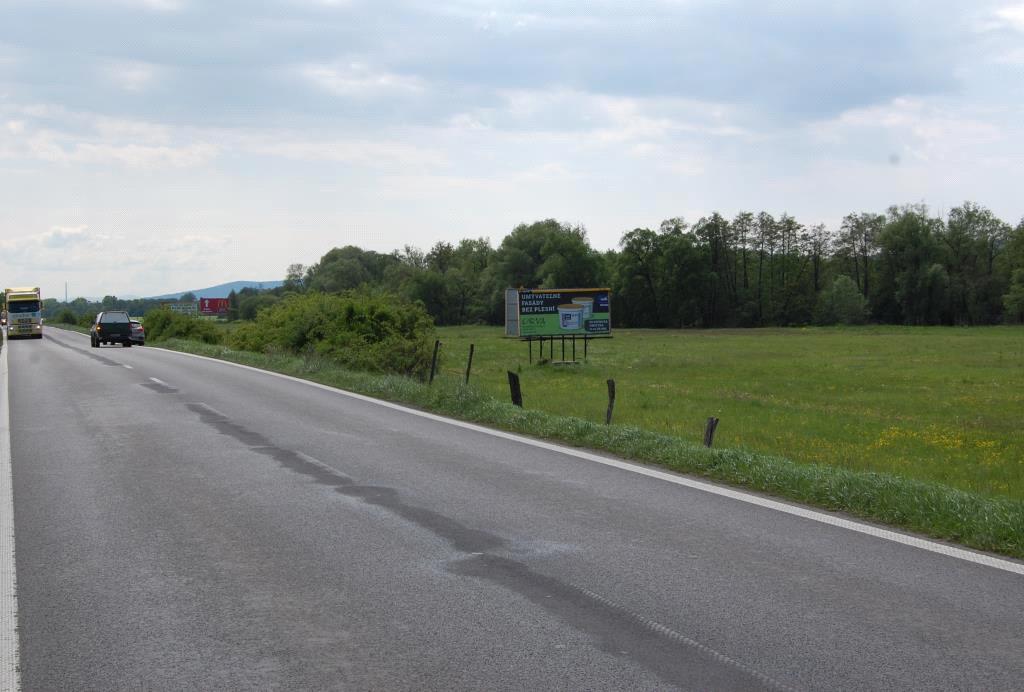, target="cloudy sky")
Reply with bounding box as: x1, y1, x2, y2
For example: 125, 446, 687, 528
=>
1, 0, 1022, 299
